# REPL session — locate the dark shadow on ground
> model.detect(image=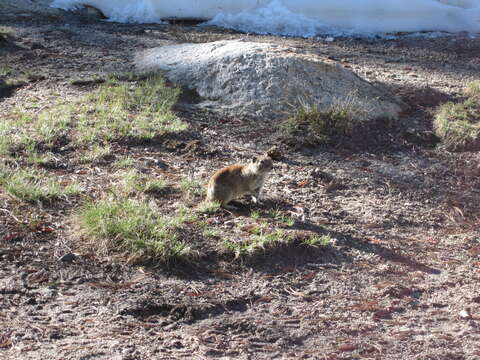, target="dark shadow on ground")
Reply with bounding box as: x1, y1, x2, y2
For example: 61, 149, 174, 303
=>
154, 201, 440, 280
290, 219, 441, 275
